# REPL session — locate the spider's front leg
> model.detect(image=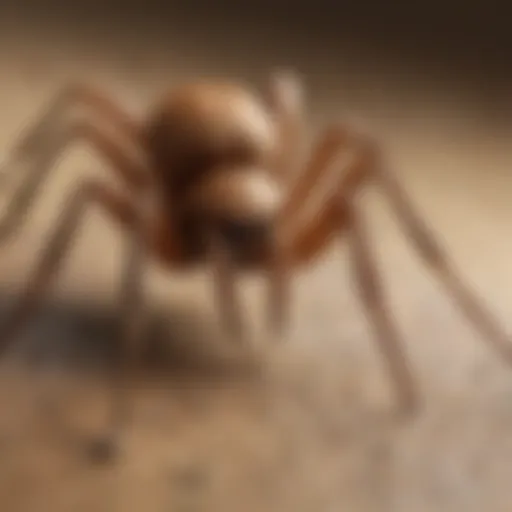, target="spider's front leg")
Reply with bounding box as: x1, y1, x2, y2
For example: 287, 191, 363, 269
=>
2, 82, 142, 164
0, 177, 155, 462
281, 140, 419, 413
0, 83, 148, 243
375, 163, 512, 364
276, 124, 512, 414
91, 188, 154, 463
266, 69, 306, 184
340, 187, 420, 414
264, 126, 358, 343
